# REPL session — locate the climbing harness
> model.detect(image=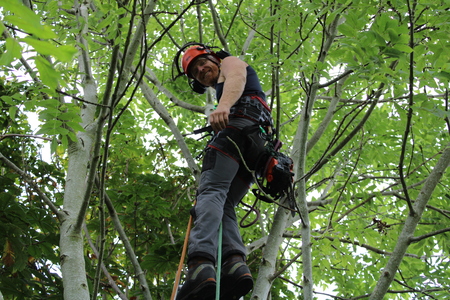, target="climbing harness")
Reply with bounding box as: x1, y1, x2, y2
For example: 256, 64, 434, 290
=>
241, 124, 296, 214
185, 111, 297, 218
229, 95, 272, 126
